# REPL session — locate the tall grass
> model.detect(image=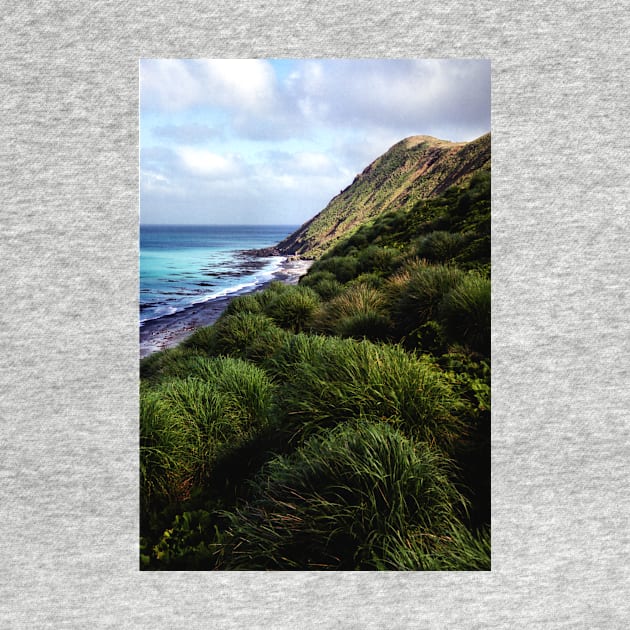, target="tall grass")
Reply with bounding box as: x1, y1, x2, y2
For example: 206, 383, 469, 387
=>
308, 255, 359, 283
140, 358, 275, 507
184, 312, 288, 363
223, 422, 470, 570
263, 285, 321, 332
315, 283, 391, 341
265, 333, 462, 448
414, 230, 470, 263
299, 271, 344, 300
388, 262, 465, 338
438, 273, 491, 355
